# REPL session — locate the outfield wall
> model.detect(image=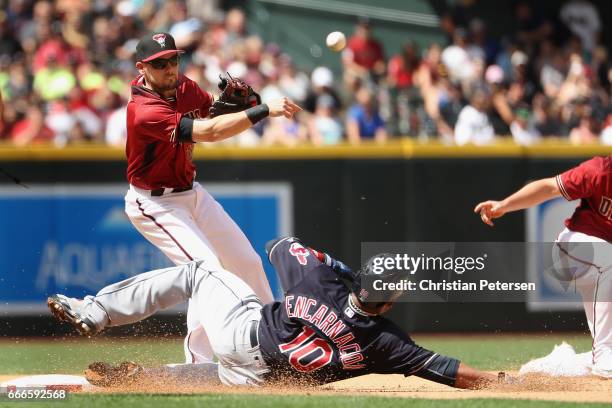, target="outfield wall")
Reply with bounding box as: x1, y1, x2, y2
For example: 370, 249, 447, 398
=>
0, 141, 609, 335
